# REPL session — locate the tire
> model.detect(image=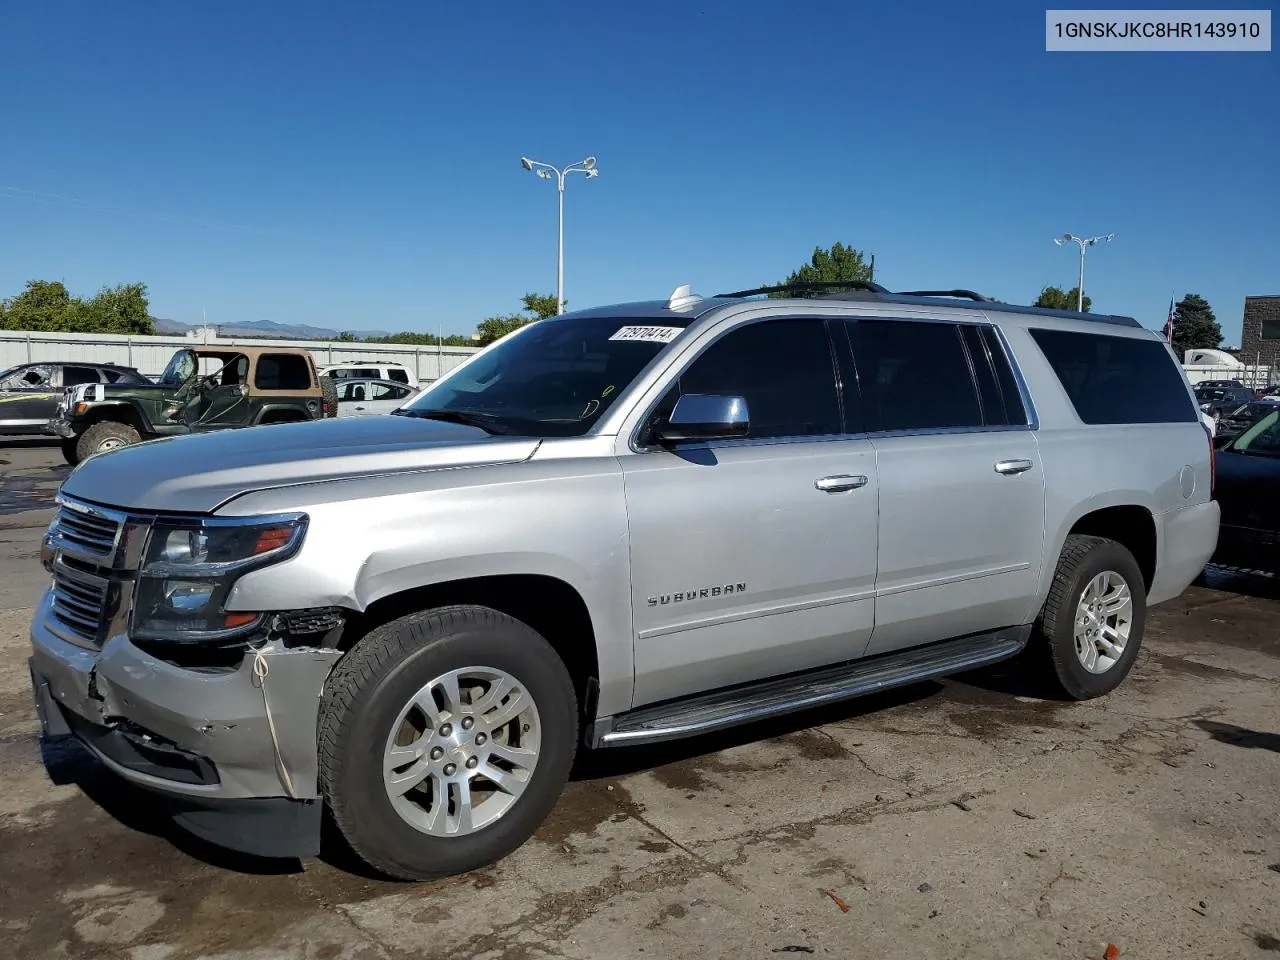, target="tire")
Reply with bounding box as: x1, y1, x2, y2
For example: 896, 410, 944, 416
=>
320, 376, 339, 418
1031, 534, 1147, 700
318, 605, 578, 881
76, 421, 141, 462
60, 437, 81, 467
